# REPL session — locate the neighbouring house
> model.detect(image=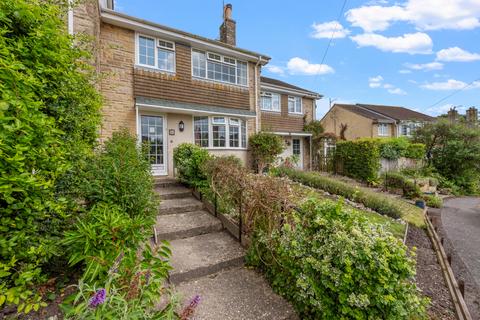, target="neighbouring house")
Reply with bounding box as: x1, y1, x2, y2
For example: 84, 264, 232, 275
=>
446, 106, 479, 127
320, 103, 435, 140
70, 1, 321, 177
